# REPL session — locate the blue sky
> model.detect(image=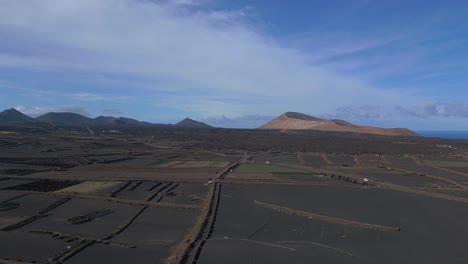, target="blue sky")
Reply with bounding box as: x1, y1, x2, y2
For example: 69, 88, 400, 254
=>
1, 0, 468, 129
